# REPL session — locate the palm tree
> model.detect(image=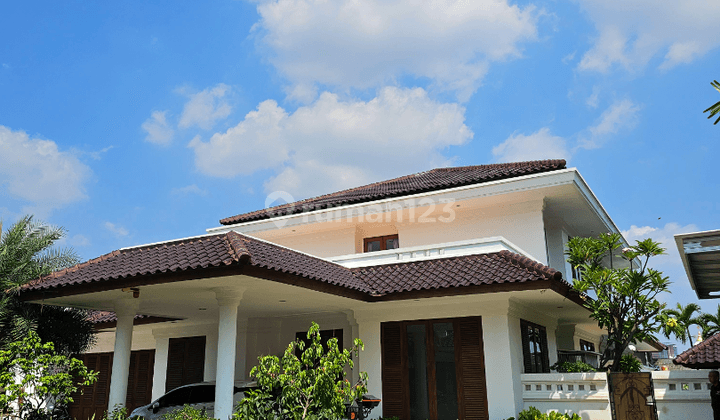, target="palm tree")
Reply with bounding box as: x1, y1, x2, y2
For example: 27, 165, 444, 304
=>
661, 303, 702, 347
705, 80, 720, 125
0, 215, 96, 354
699, 305, 720, 340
